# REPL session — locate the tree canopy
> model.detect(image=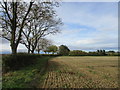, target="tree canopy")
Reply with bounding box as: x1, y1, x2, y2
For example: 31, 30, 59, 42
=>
47, 45, 58, 54
0, 1, 62, 54
58, 45, 70, 56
